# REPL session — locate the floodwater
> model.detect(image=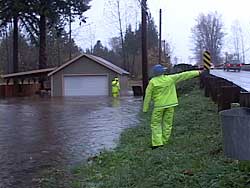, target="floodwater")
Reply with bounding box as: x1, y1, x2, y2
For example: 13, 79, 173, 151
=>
0, 96, 142, 187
